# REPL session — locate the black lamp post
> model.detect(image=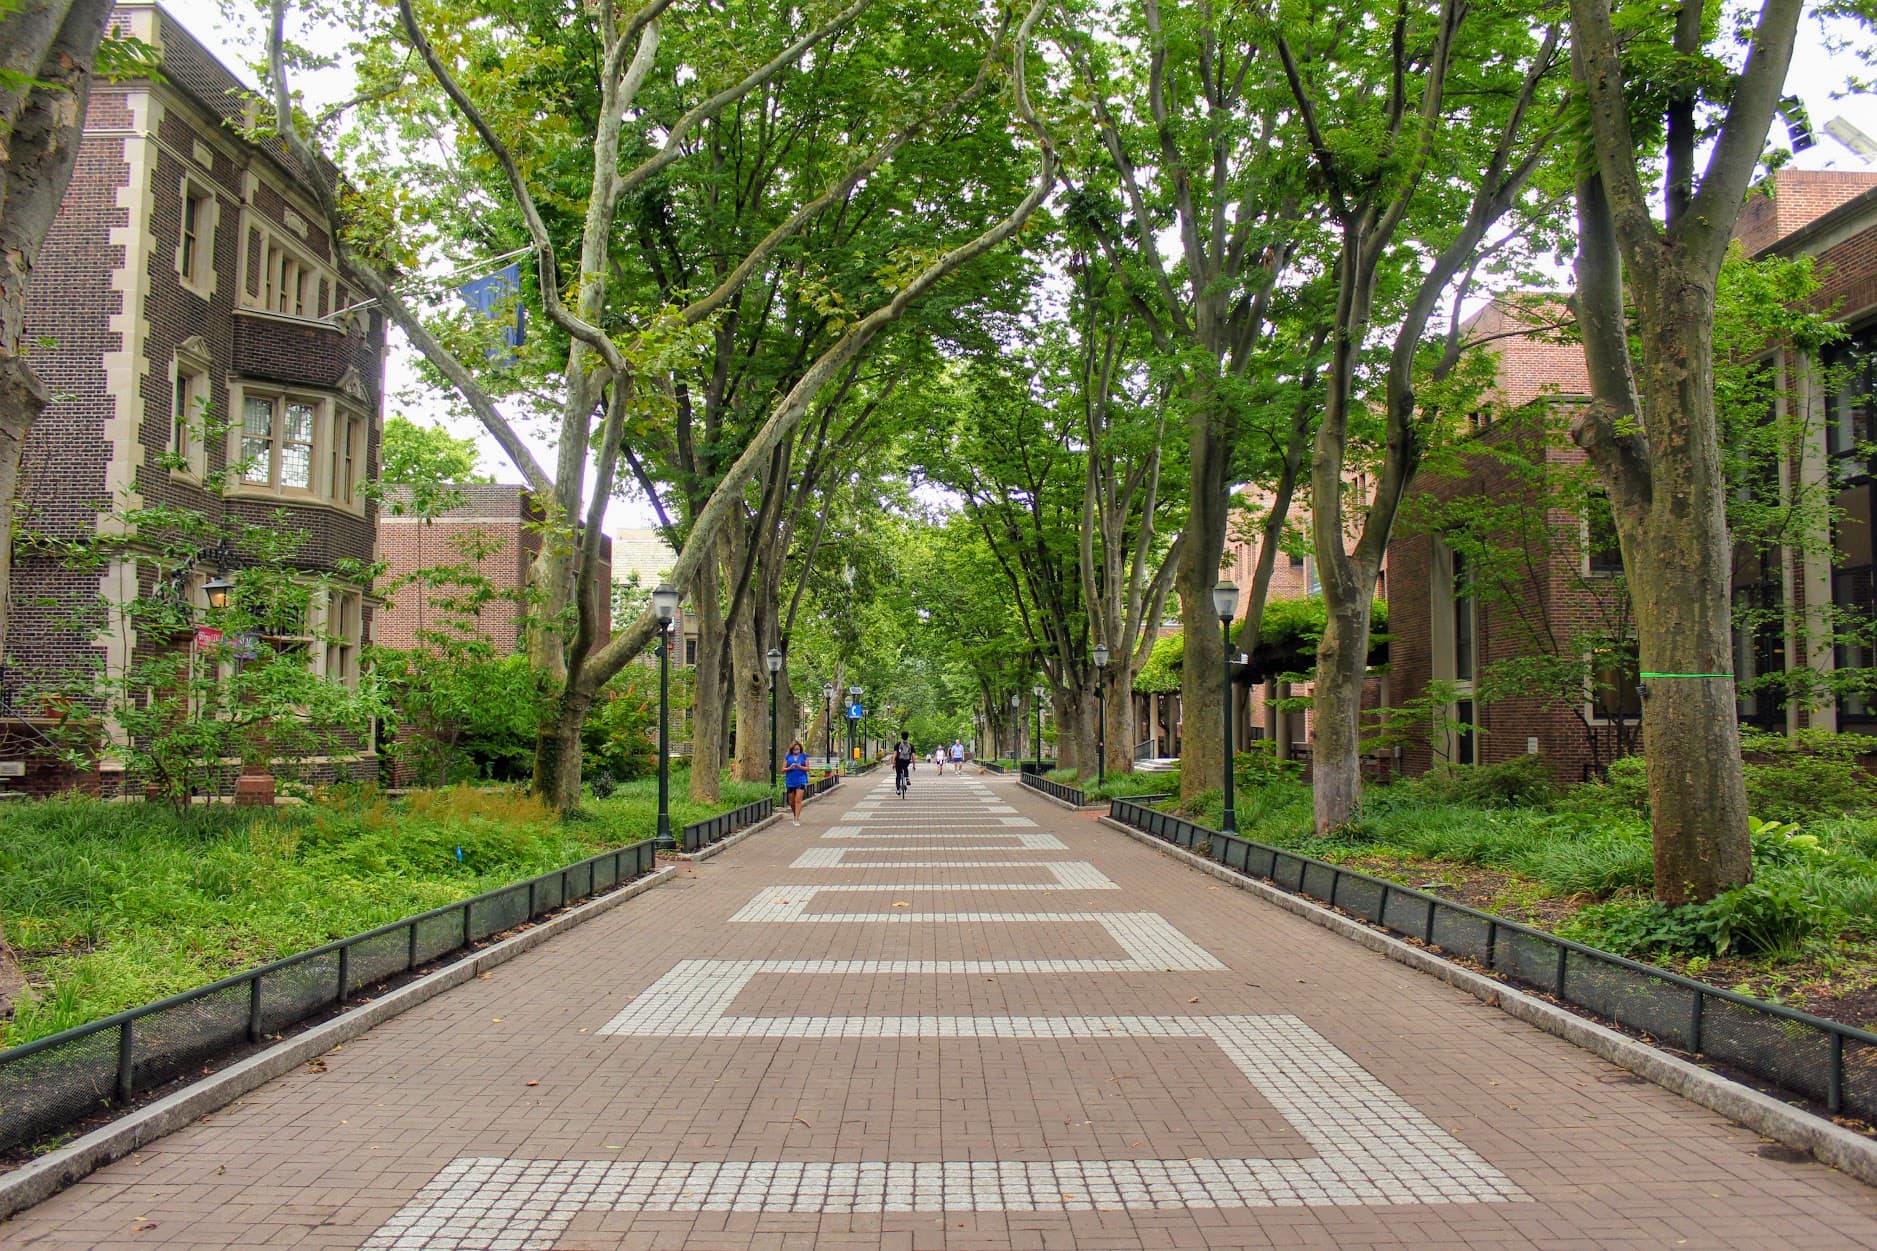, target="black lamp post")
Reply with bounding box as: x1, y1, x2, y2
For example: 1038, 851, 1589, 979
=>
652, 583, 680, 849
1033, 683, 1046, 773
1213, 580, 1241, 835
766, 647, 783, 788
1009, 692, 1020, 764
847, 683, 863, 774
822, 681, 834, 767
1093, 644, 1109, 787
